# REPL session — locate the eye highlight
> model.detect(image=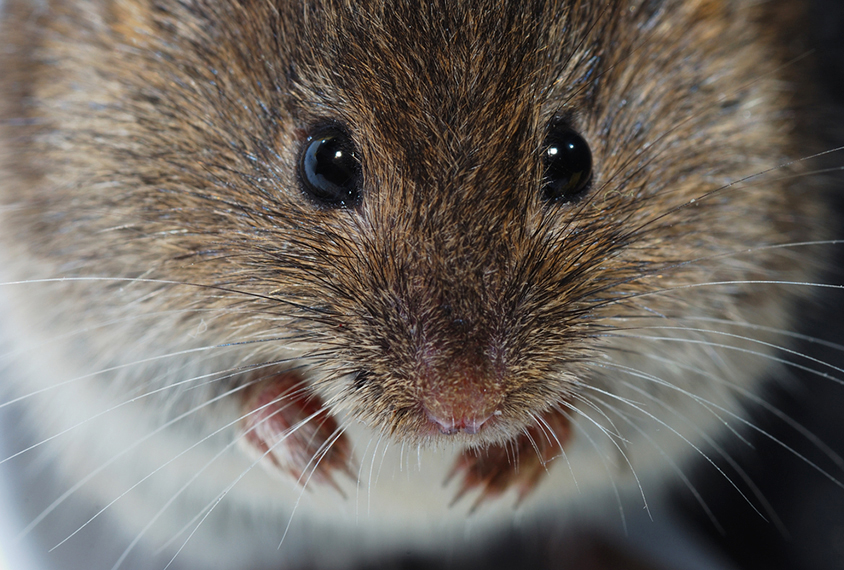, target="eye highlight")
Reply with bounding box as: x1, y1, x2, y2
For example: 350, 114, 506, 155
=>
541, 123, 593, 203
299, 126, 362, 208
